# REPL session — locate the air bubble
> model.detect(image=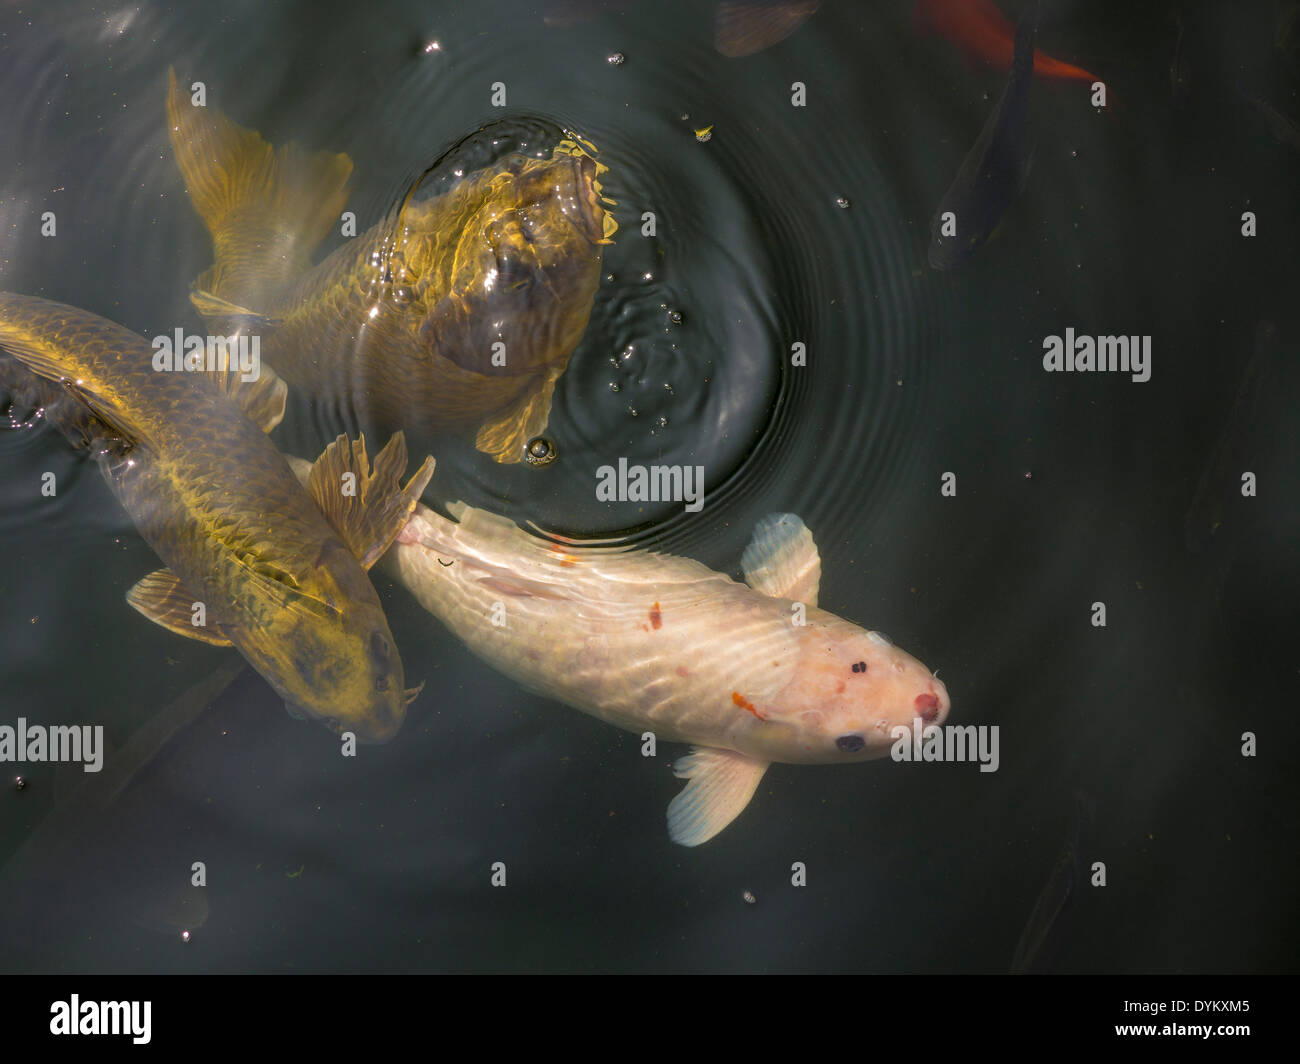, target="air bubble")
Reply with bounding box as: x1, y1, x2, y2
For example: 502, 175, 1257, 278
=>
524, 436, 557, 467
